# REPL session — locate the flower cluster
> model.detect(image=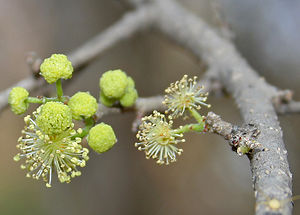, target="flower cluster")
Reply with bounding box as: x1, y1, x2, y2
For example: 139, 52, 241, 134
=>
99, 70, 138, 107
135, 111, 185, 165
9, 54, 124, 187
136, 75, 211, 165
